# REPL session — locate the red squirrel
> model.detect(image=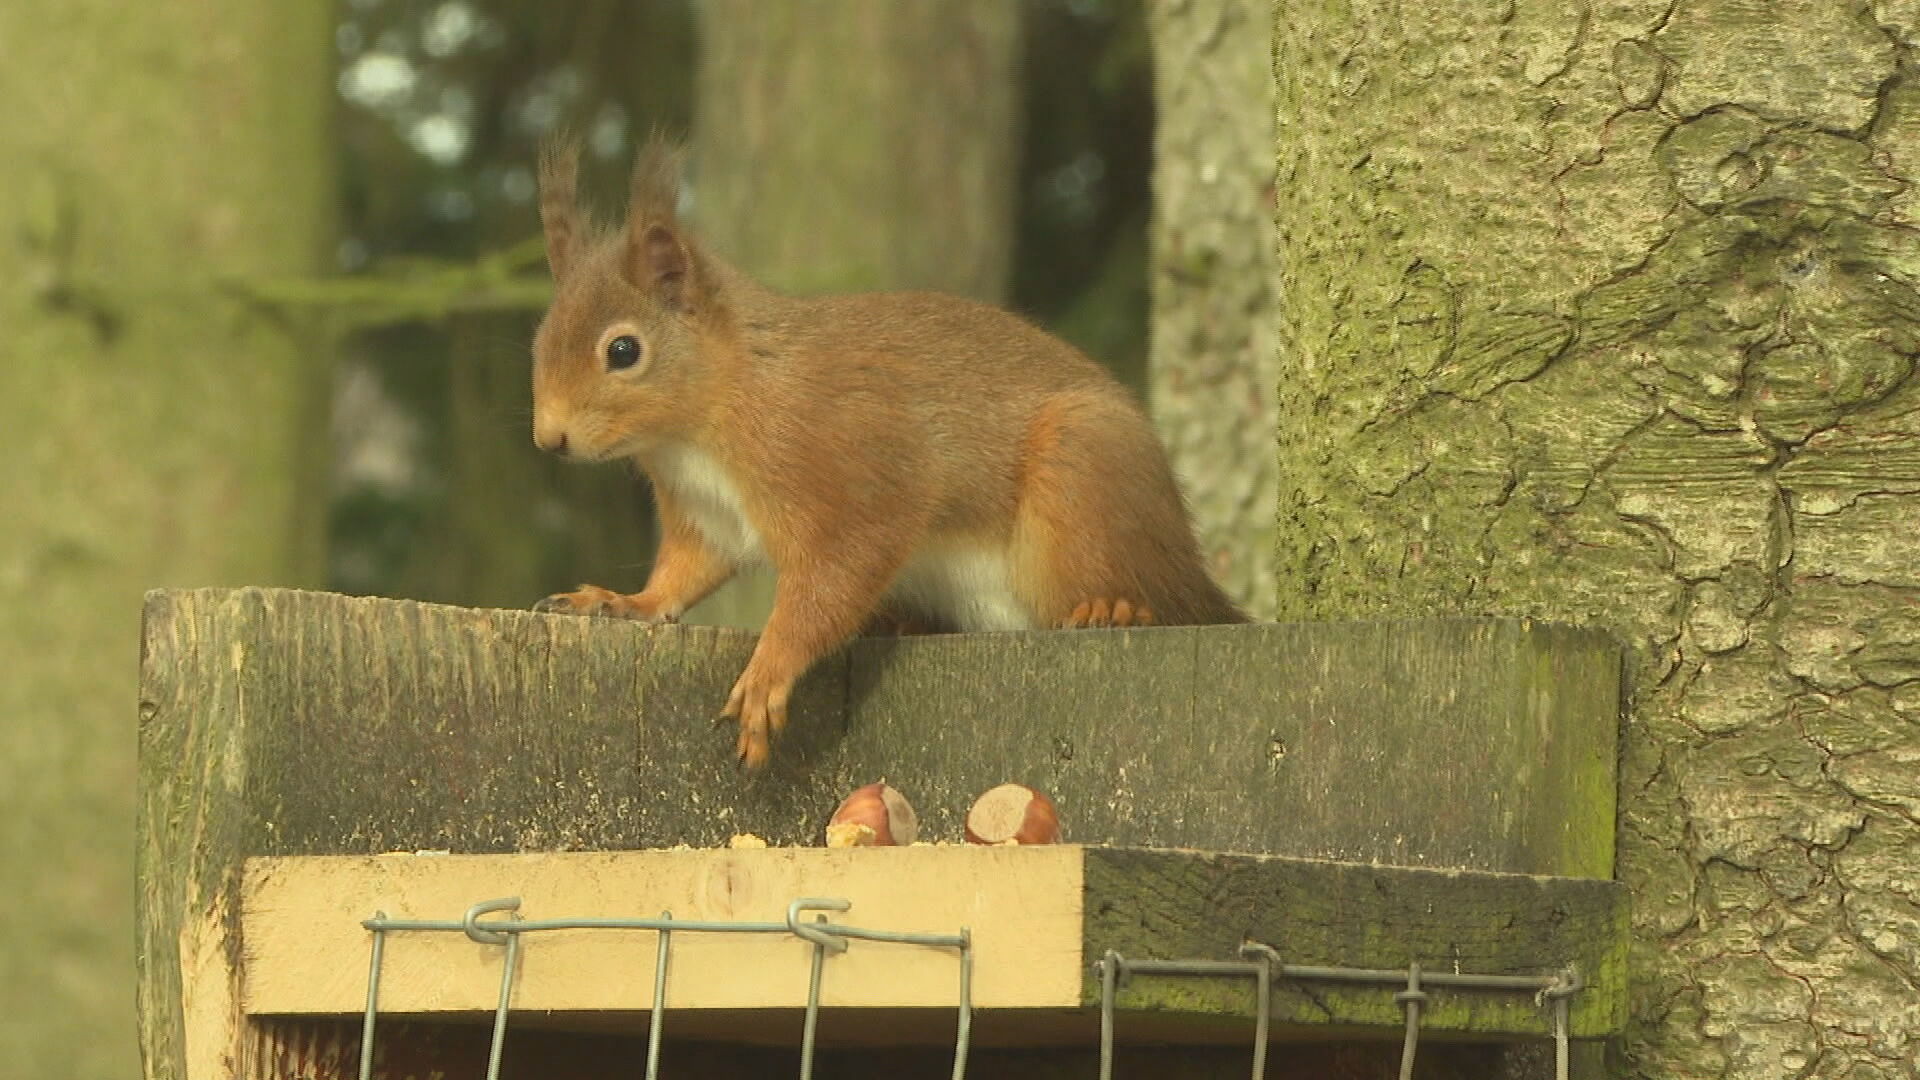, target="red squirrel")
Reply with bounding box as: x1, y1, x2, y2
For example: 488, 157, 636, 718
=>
529, 137, 1245, 769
